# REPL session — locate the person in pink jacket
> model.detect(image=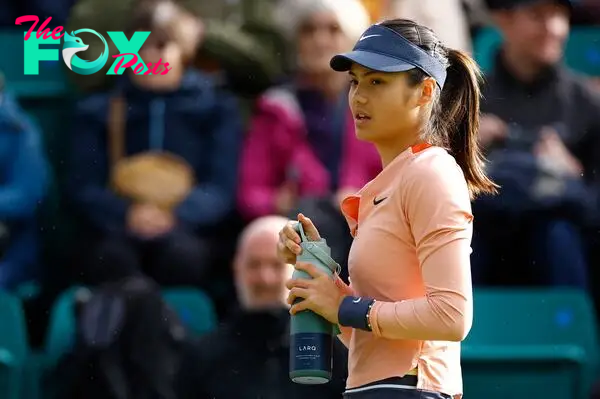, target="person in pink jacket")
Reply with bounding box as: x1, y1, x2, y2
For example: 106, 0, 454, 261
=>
237, 0, 380, 279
